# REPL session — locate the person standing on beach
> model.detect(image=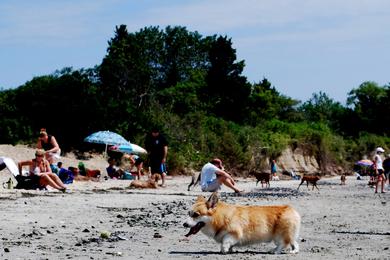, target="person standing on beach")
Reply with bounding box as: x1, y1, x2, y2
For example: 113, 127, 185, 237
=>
373, 147, 386, 193
37, 128, 61, 165
271, 159, 278, 180
145, 128, 168, 187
